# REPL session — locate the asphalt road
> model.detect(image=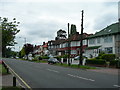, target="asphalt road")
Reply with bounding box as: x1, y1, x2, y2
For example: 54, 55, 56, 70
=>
3, 58, 119, 89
